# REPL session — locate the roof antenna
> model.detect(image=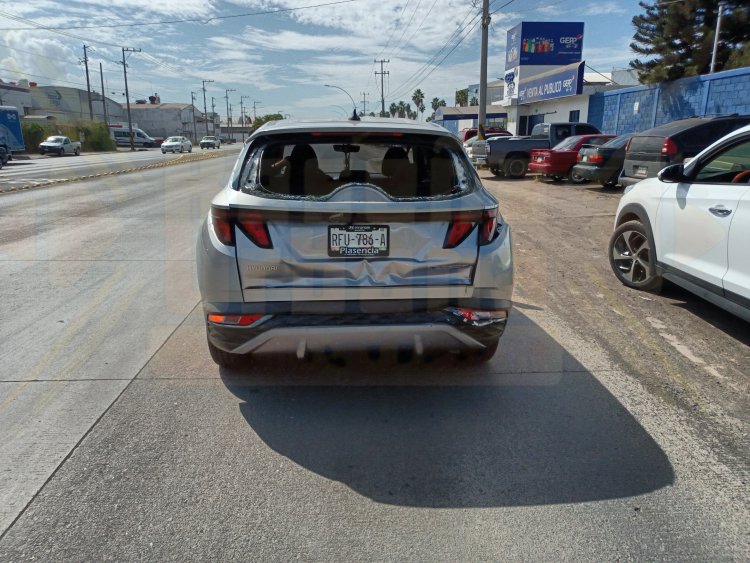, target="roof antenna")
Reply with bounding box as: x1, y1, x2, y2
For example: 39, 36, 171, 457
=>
350, 108, 360, 121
